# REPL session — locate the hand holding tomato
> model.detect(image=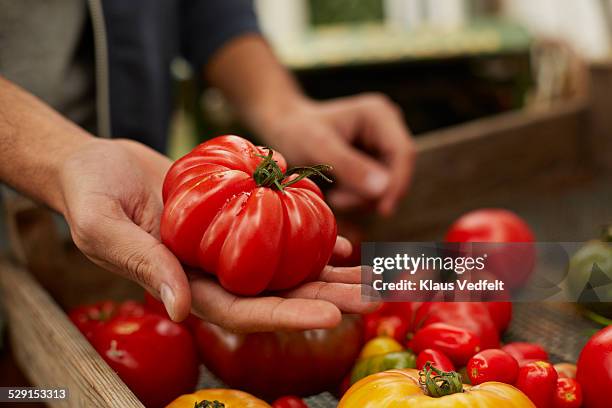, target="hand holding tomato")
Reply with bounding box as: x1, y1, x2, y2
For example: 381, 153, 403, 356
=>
161, 135, 377, 331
